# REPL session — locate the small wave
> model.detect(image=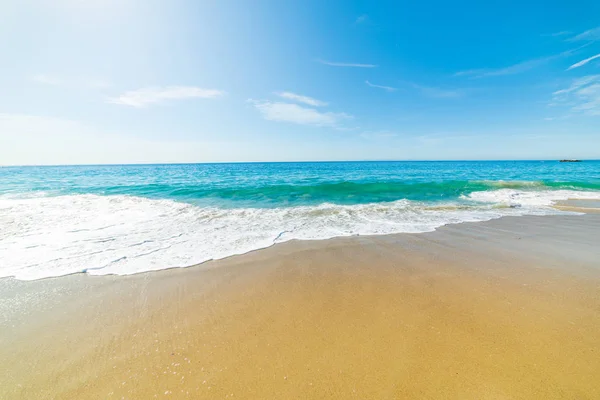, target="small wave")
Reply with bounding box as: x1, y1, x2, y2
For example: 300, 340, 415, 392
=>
474, 180, 546, 189
465, 189, 600, 207
3, 179, 599, 207
3, 189, 598, 280
158, 180, 600, 207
